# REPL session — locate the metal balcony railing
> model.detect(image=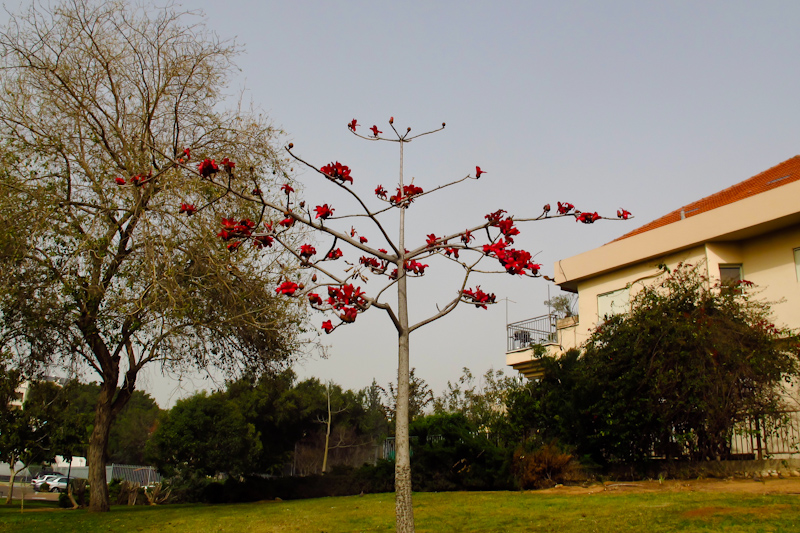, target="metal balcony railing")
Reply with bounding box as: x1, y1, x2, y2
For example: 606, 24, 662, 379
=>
507, 314, 557, 352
